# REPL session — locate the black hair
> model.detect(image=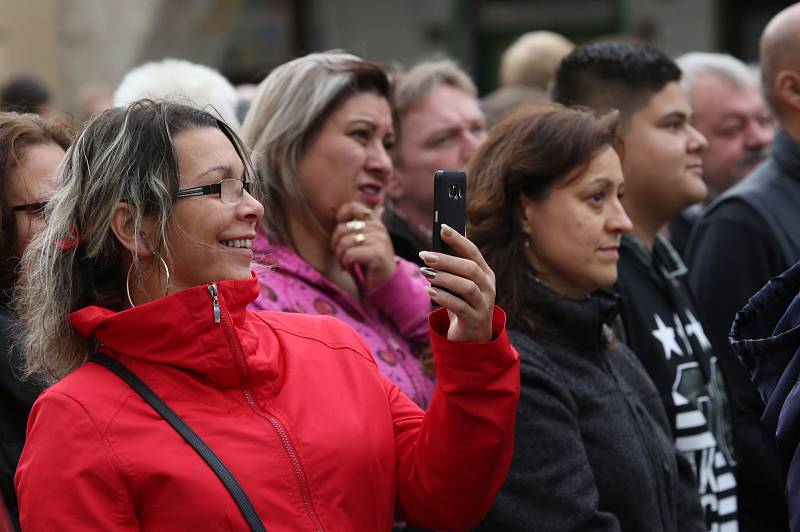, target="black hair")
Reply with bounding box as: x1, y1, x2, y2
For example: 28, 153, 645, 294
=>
552, 41, 681, 122
0, 76, 52, 115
